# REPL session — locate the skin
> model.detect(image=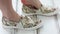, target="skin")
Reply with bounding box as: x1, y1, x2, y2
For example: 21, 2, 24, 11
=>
0, 0, 21, 22
0, 0, 41, 22
21, 0, 42, 9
